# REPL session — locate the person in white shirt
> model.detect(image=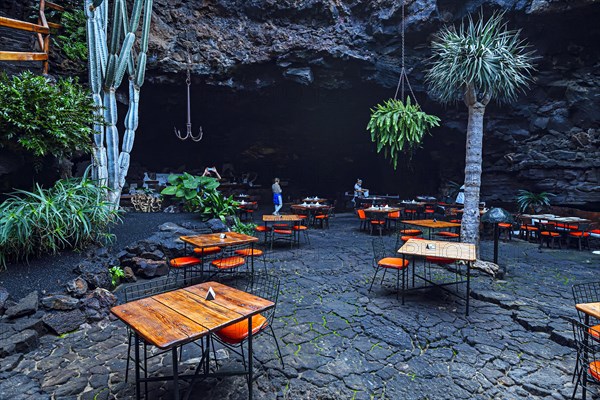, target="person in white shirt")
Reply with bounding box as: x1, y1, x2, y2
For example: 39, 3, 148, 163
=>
352, 179, 367, 207
272, 177, 283, 215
